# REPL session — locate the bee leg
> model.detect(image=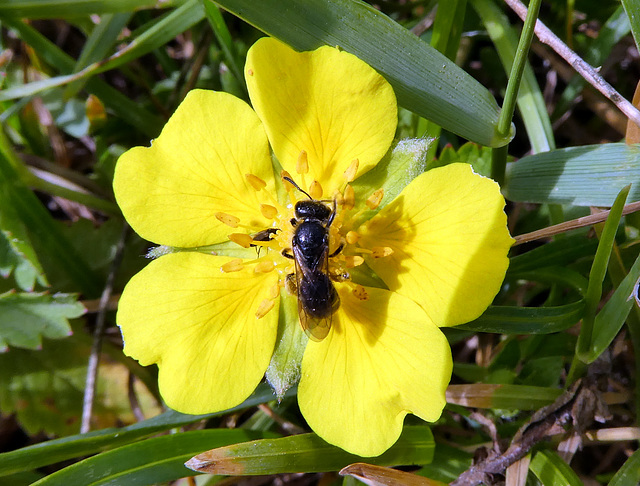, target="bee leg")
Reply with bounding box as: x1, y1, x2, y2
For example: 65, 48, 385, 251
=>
329, 241, 344, 258
285, 273, 297, 293
282, 248, 294, 259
